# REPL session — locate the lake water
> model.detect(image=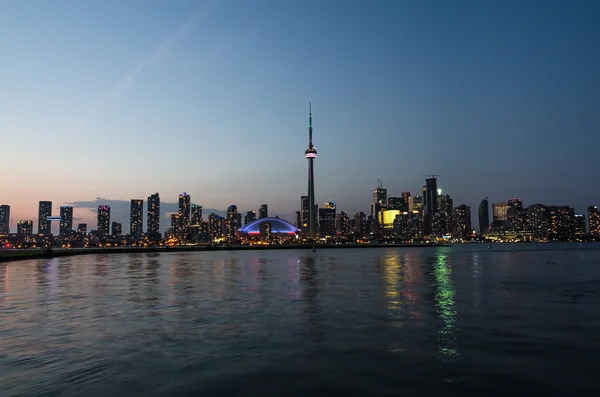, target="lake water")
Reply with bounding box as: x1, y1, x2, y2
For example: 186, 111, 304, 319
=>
1, 244, 599, 396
